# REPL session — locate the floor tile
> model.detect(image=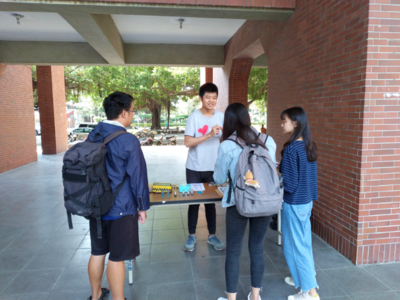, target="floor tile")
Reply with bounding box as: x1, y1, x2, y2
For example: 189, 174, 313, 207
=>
148, 260, 193, 284
354, 291, 400, 300
313, 248, 354, 270
316, 270, 347, 298
46, 234, 85, 250
147, 281, 197, 300
0, 271, 18, 293
150, 243, 189, 262
154, 209, 182, 219
0, 293, 49, 300
51, 267, 90, 292
191, 256, 226, 280
139, 231, 152, 245
23, 247, 75, 270
135, 245, 151, 263
324, 267, 391, 296
151, 229, 186, 244
196, 278, 247, 300
2, 268, 63, 295
363, 263, 400, 290
153, 218, 183, 230
266, 251, 290, 274
0, 252, 35, 272
68, 248, 91, 267
46, 290, 88, 300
